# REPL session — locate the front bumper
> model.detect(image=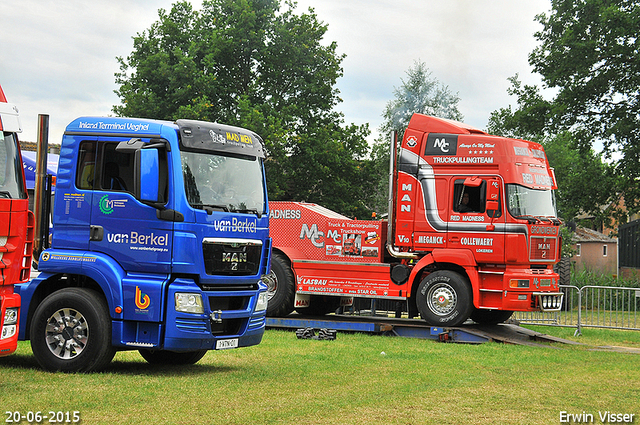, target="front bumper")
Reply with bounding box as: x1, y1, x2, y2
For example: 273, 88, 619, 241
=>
114, 278, 267, 352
